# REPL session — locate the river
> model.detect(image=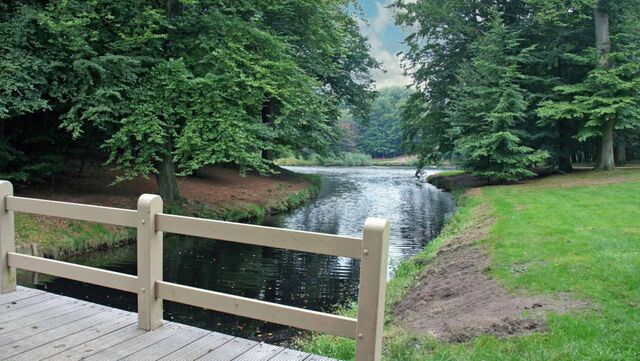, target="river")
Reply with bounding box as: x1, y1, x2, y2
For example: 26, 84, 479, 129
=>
19, 166, 455, 342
